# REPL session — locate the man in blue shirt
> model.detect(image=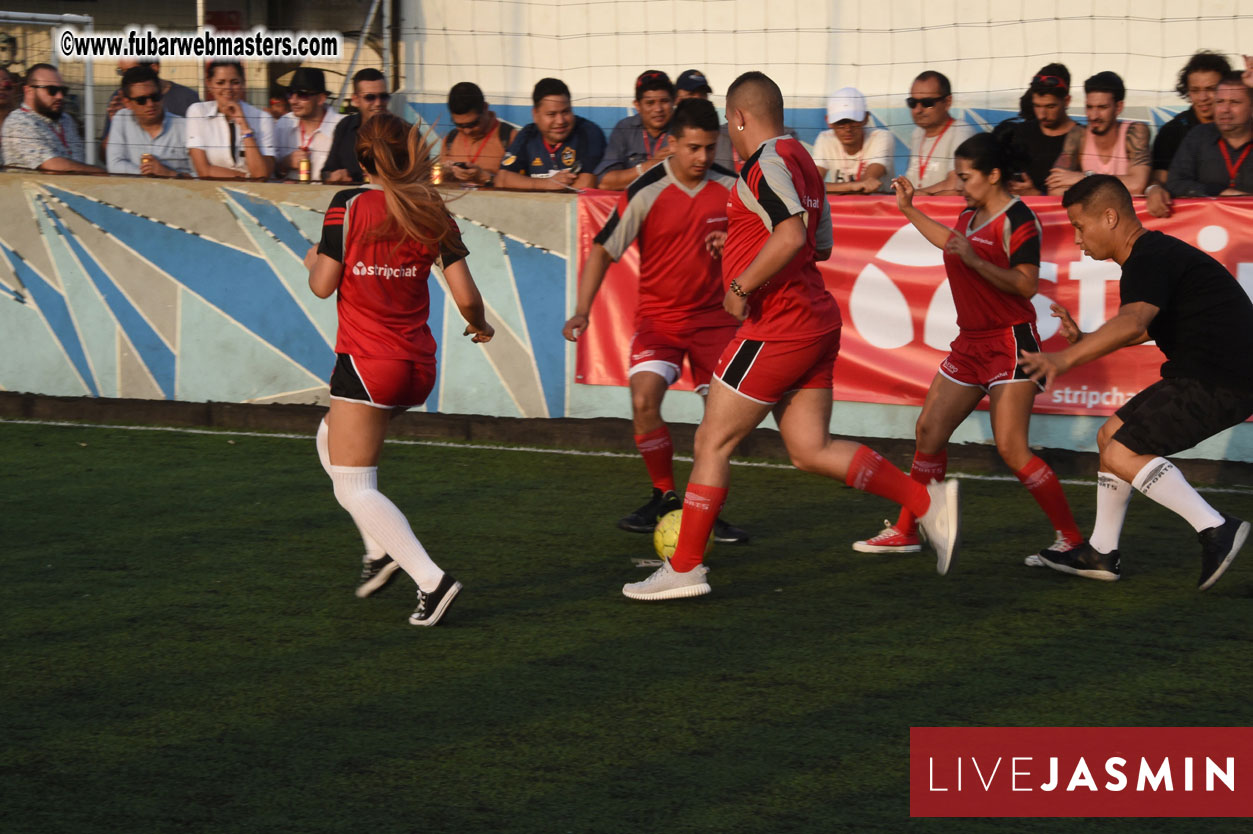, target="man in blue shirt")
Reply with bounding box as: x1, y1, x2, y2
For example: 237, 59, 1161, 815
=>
106, 66, 191, 177
495, 77, 605, 191
595, 69, 675, 190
